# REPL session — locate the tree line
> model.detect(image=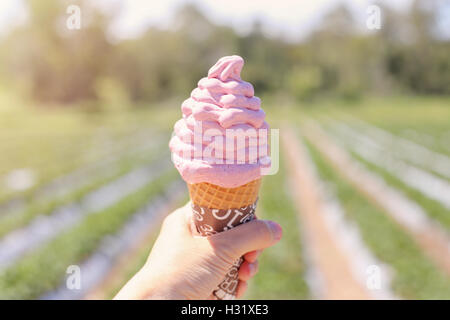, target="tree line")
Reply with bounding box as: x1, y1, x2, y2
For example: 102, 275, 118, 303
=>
0, 0, 448, 109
